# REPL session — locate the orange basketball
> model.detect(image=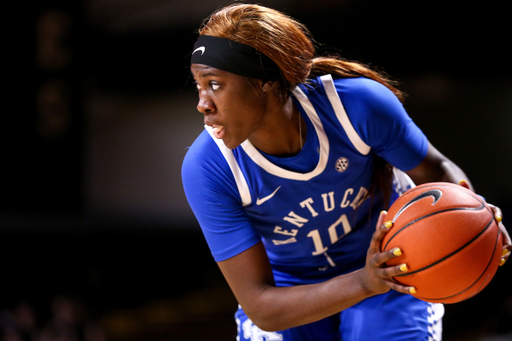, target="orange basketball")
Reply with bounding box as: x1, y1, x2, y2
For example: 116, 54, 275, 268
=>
381, 182, 503, 304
